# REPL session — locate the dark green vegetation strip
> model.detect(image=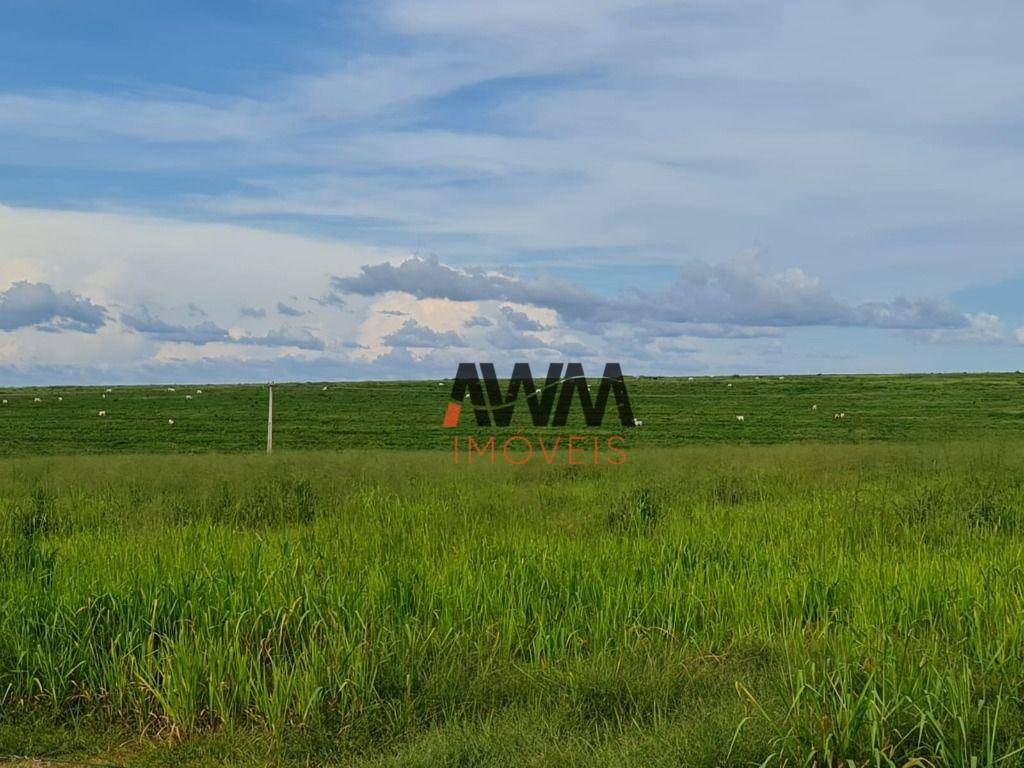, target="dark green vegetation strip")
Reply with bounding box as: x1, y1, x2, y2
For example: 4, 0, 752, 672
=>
2, 373, 1024, 455
3, 444, 1024, 765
